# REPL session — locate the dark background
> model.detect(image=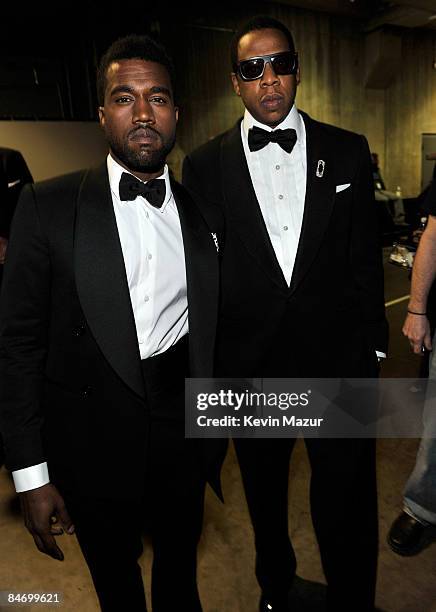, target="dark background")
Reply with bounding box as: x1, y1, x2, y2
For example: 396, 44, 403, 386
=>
1, 1, 436, 193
